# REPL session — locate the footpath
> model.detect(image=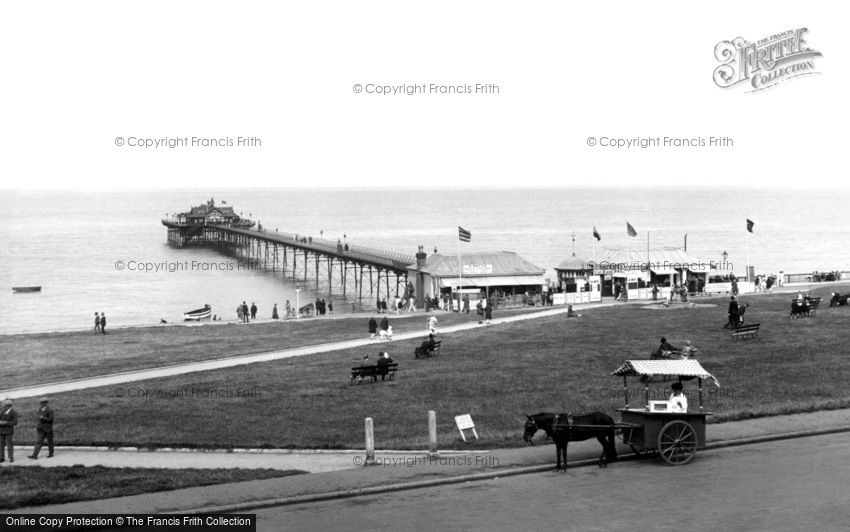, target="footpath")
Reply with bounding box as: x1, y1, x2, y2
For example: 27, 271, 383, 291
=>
0, 302, 617, 400
7, 407, 850, 514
